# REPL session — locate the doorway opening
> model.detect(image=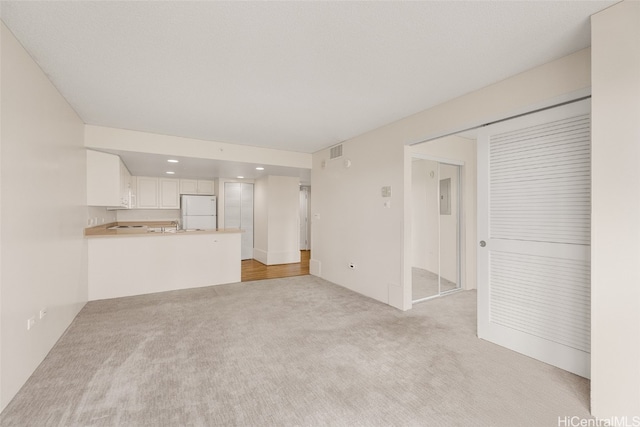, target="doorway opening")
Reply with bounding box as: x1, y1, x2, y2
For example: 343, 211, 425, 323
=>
411, 157, 463, 303
239, 185, 311, 282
